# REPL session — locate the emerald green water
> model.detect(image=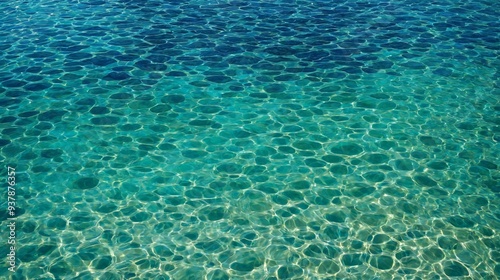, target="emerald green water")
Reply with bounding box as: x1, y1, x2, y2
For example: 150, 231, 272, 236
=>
0, 0, 499, 279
